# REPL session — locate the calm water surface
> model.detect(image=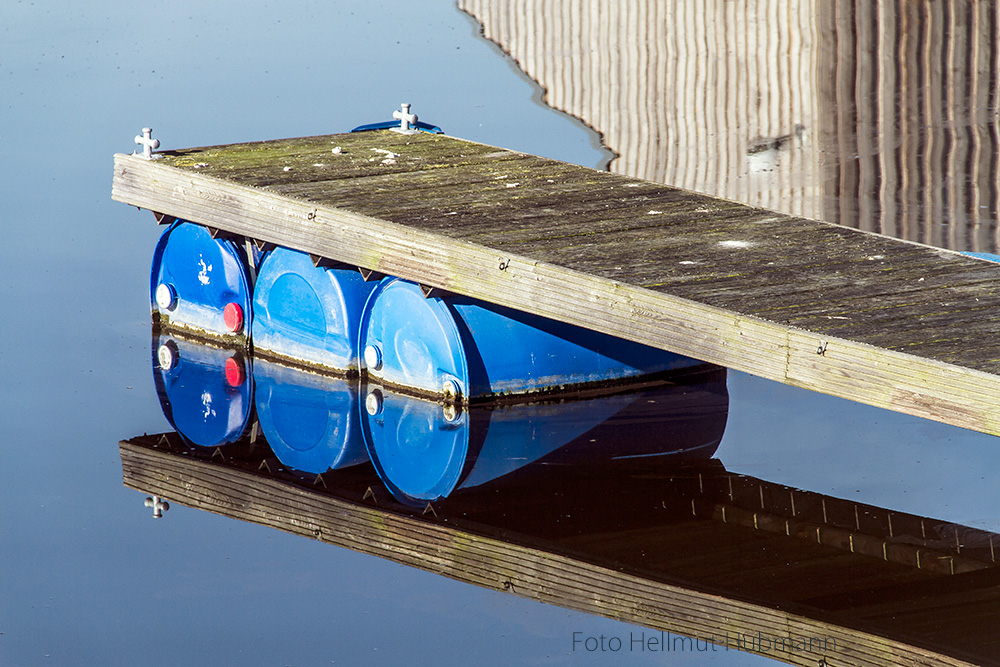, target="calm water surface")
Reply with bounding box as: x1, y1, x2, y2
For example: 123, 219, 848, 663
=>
3, 1, 999, 665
